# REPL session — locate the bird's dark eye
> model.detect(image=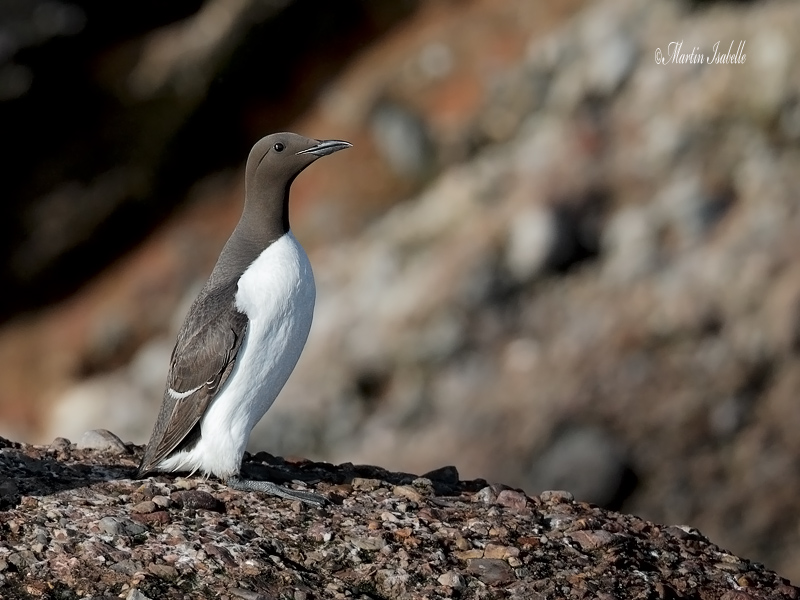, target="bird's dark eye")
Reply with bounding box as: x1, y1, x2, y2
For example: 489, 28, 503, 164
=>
273, 142, 285, 152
